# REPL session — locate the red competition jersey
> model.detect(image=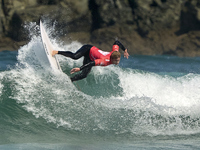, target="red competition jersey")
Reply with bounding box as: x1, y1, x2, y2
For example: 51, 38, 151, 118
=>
89, 45, 119, 66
